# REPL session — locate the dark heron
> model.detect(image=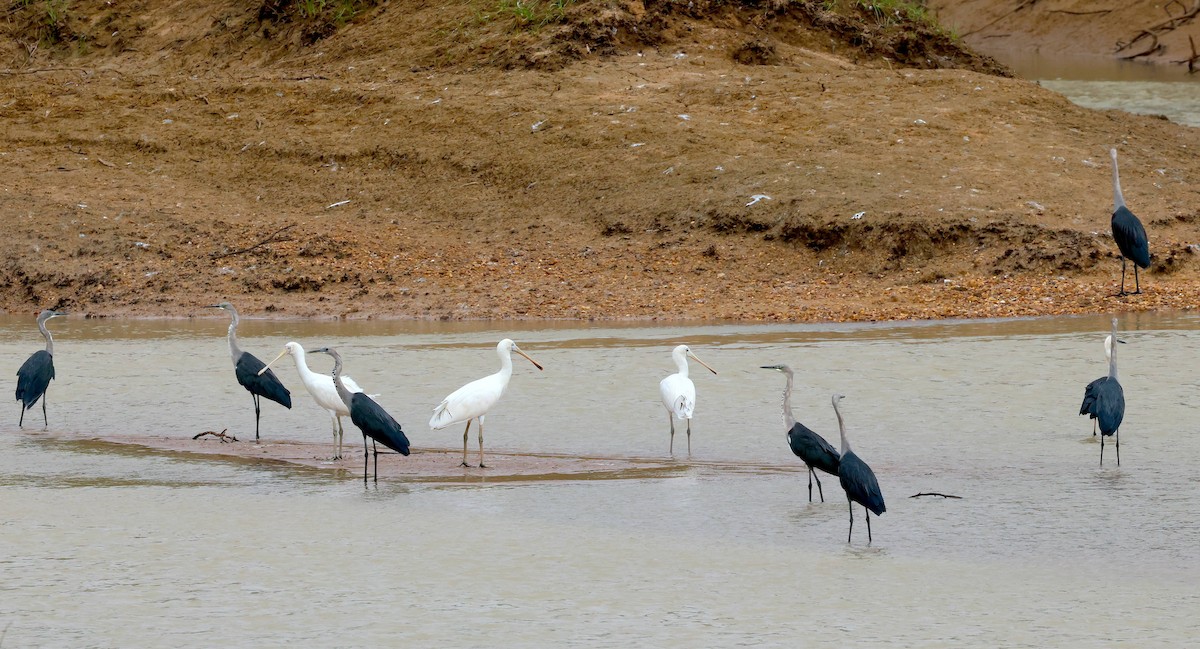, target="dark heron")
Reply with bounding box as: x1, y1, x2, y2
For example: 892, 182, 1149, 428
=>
1085, 318, 1125, 466
429, 339, 543, 468
657, 344, 717, 455
15, 309, 67, 428
1079, 333, 1124, 437
308, 347, 409, 482
832, 394, 885, 543
1109, 148, 1151, 296
207, 302, 291, 439
260, 342, 371, 460
761, 365, 840, 502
